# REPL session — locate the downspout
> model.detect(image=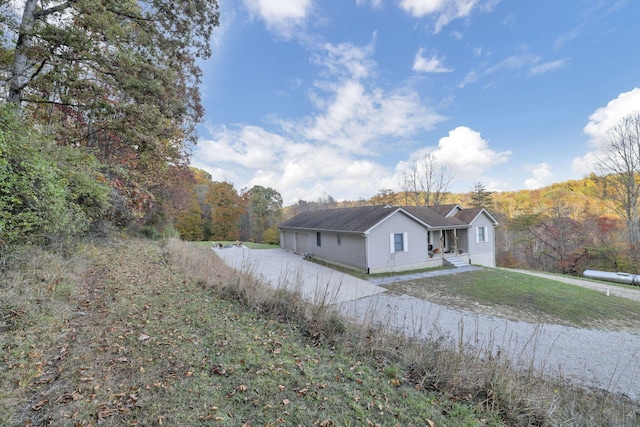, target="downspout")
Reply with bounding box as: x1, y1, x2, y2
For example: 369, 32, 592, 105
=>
362, 232, 369, 274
